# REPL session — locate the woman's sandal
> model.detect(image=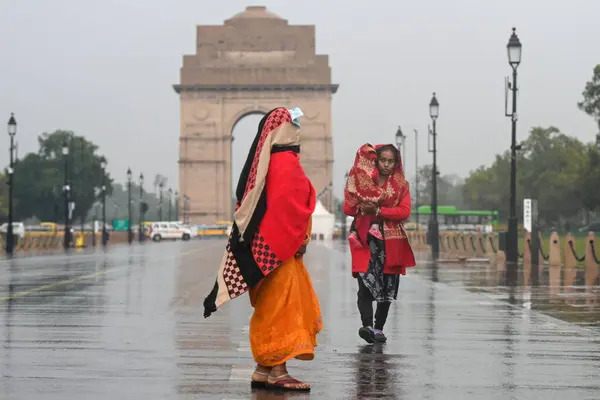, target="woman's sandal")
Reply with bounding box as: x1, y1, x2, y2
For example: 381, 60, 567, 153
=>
250, 370, 269, 389
266, 373, 311, 391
